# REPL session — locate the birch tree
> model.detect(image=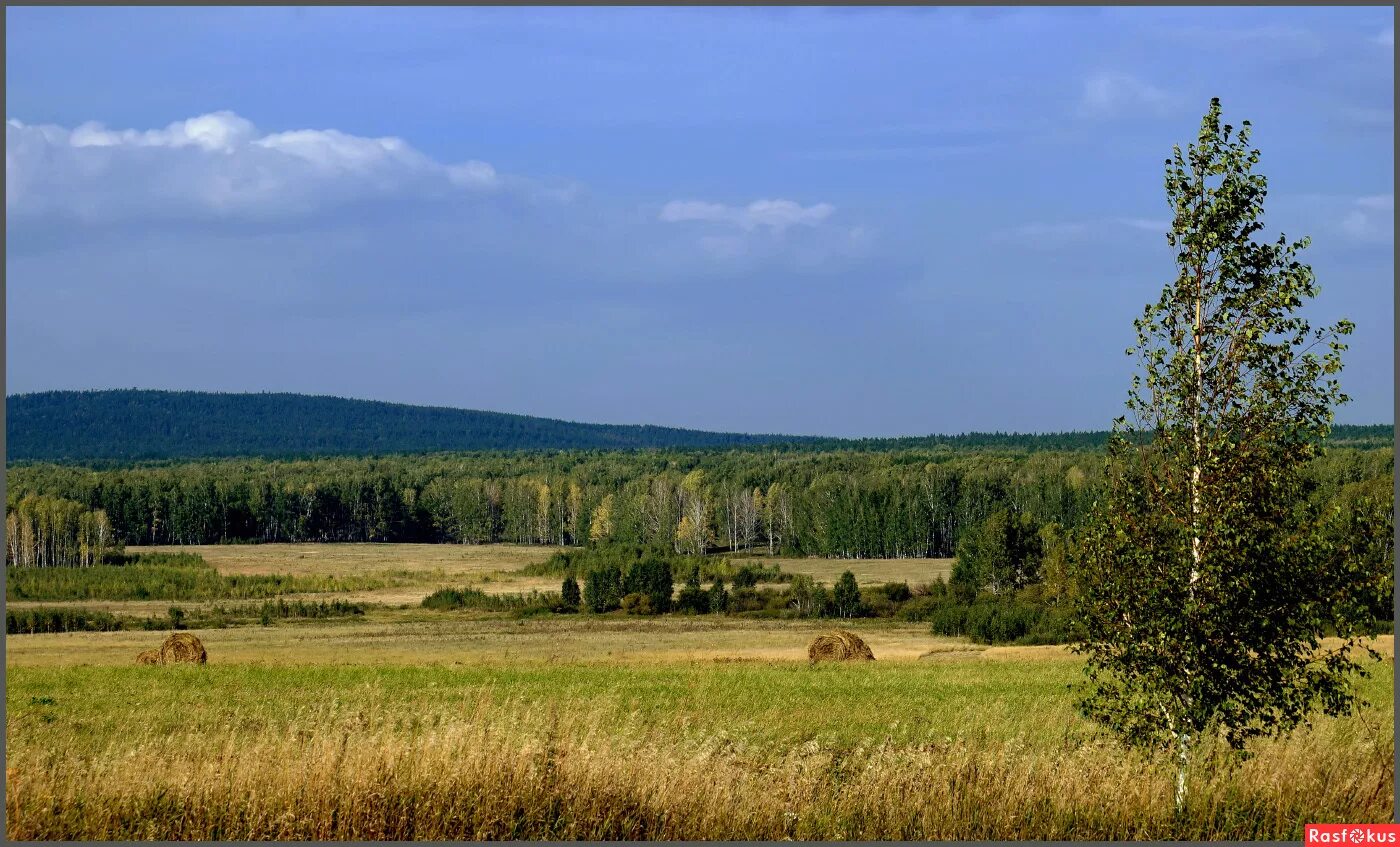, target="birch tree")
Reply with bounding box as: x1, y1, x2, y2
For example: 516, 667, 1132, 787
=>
1072, 99, 1385, 814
